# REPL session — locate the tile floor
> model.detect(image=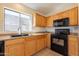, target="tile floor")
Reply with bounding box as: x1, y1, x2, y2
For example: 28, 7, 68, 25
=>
33, 48, 62, 56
